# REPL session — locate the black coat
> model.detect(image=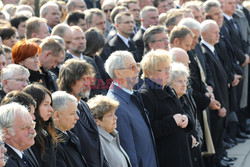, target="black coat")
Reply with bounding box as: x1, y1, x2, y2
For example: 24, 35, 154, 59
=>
39, 67, 58, 93
71, 100, 109, 167
5, 144, 28, 167
56, 129, 88, 167
133, 28, 145, 61
140, 78, 193, 167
